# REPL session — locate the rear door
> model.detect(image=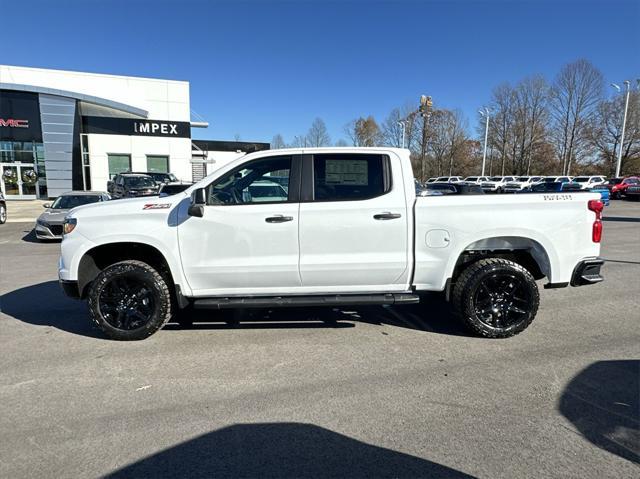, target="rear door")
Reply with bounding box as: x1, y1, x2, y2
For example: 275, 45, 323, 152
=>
298, 152, 410, 292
